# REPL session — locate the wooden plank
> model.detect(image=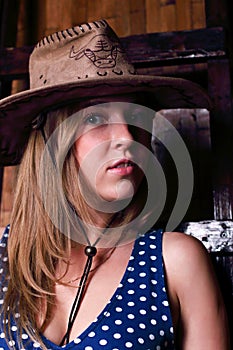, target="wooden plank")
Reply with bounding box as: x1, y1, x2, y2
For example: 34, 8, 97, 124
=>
129, 0, 146, 35
71, 0, 87, 25
160, 2, 176, 32
146, 0, 161, 33
191, 0, 206, 29
176, 0, 192, 31
121, 27, 226, 66
0, 45, 32, 79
